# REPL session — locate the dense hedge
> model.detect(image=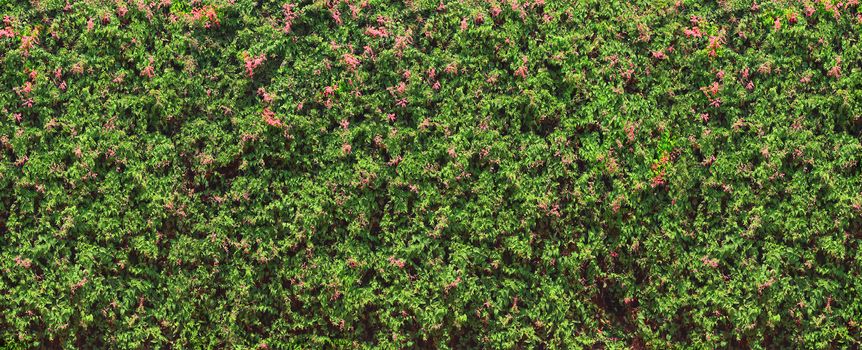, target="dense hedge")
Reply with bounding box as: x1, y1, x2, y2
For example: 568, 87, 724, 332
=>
2, 0, 862, 348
